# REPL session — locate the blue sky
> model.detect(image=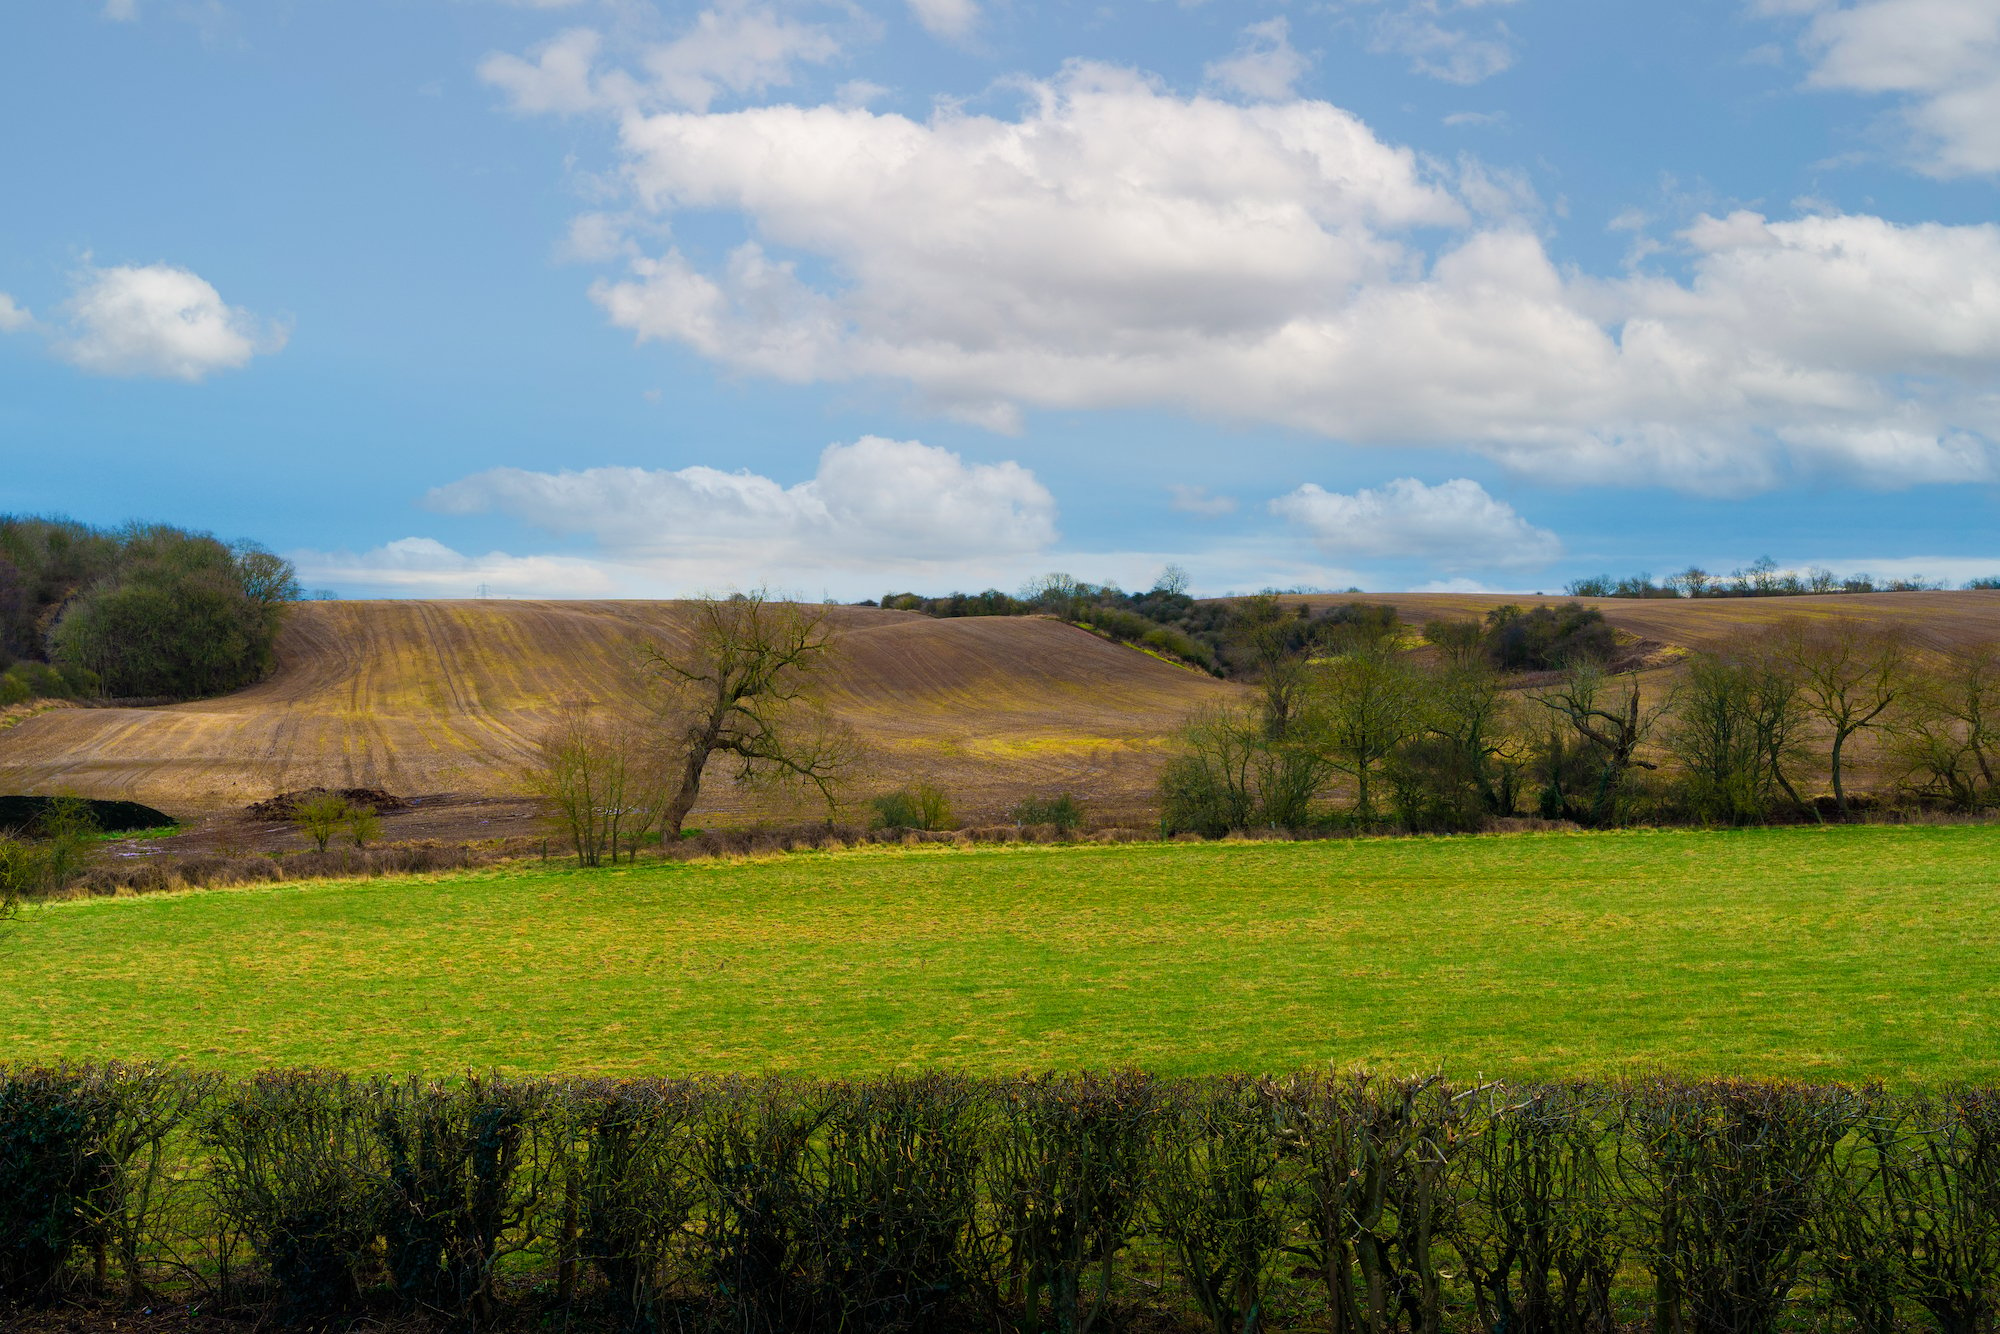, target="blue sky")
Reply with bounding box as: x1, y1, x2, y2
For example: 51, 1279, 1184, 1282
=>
4, 0, 1998, 598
